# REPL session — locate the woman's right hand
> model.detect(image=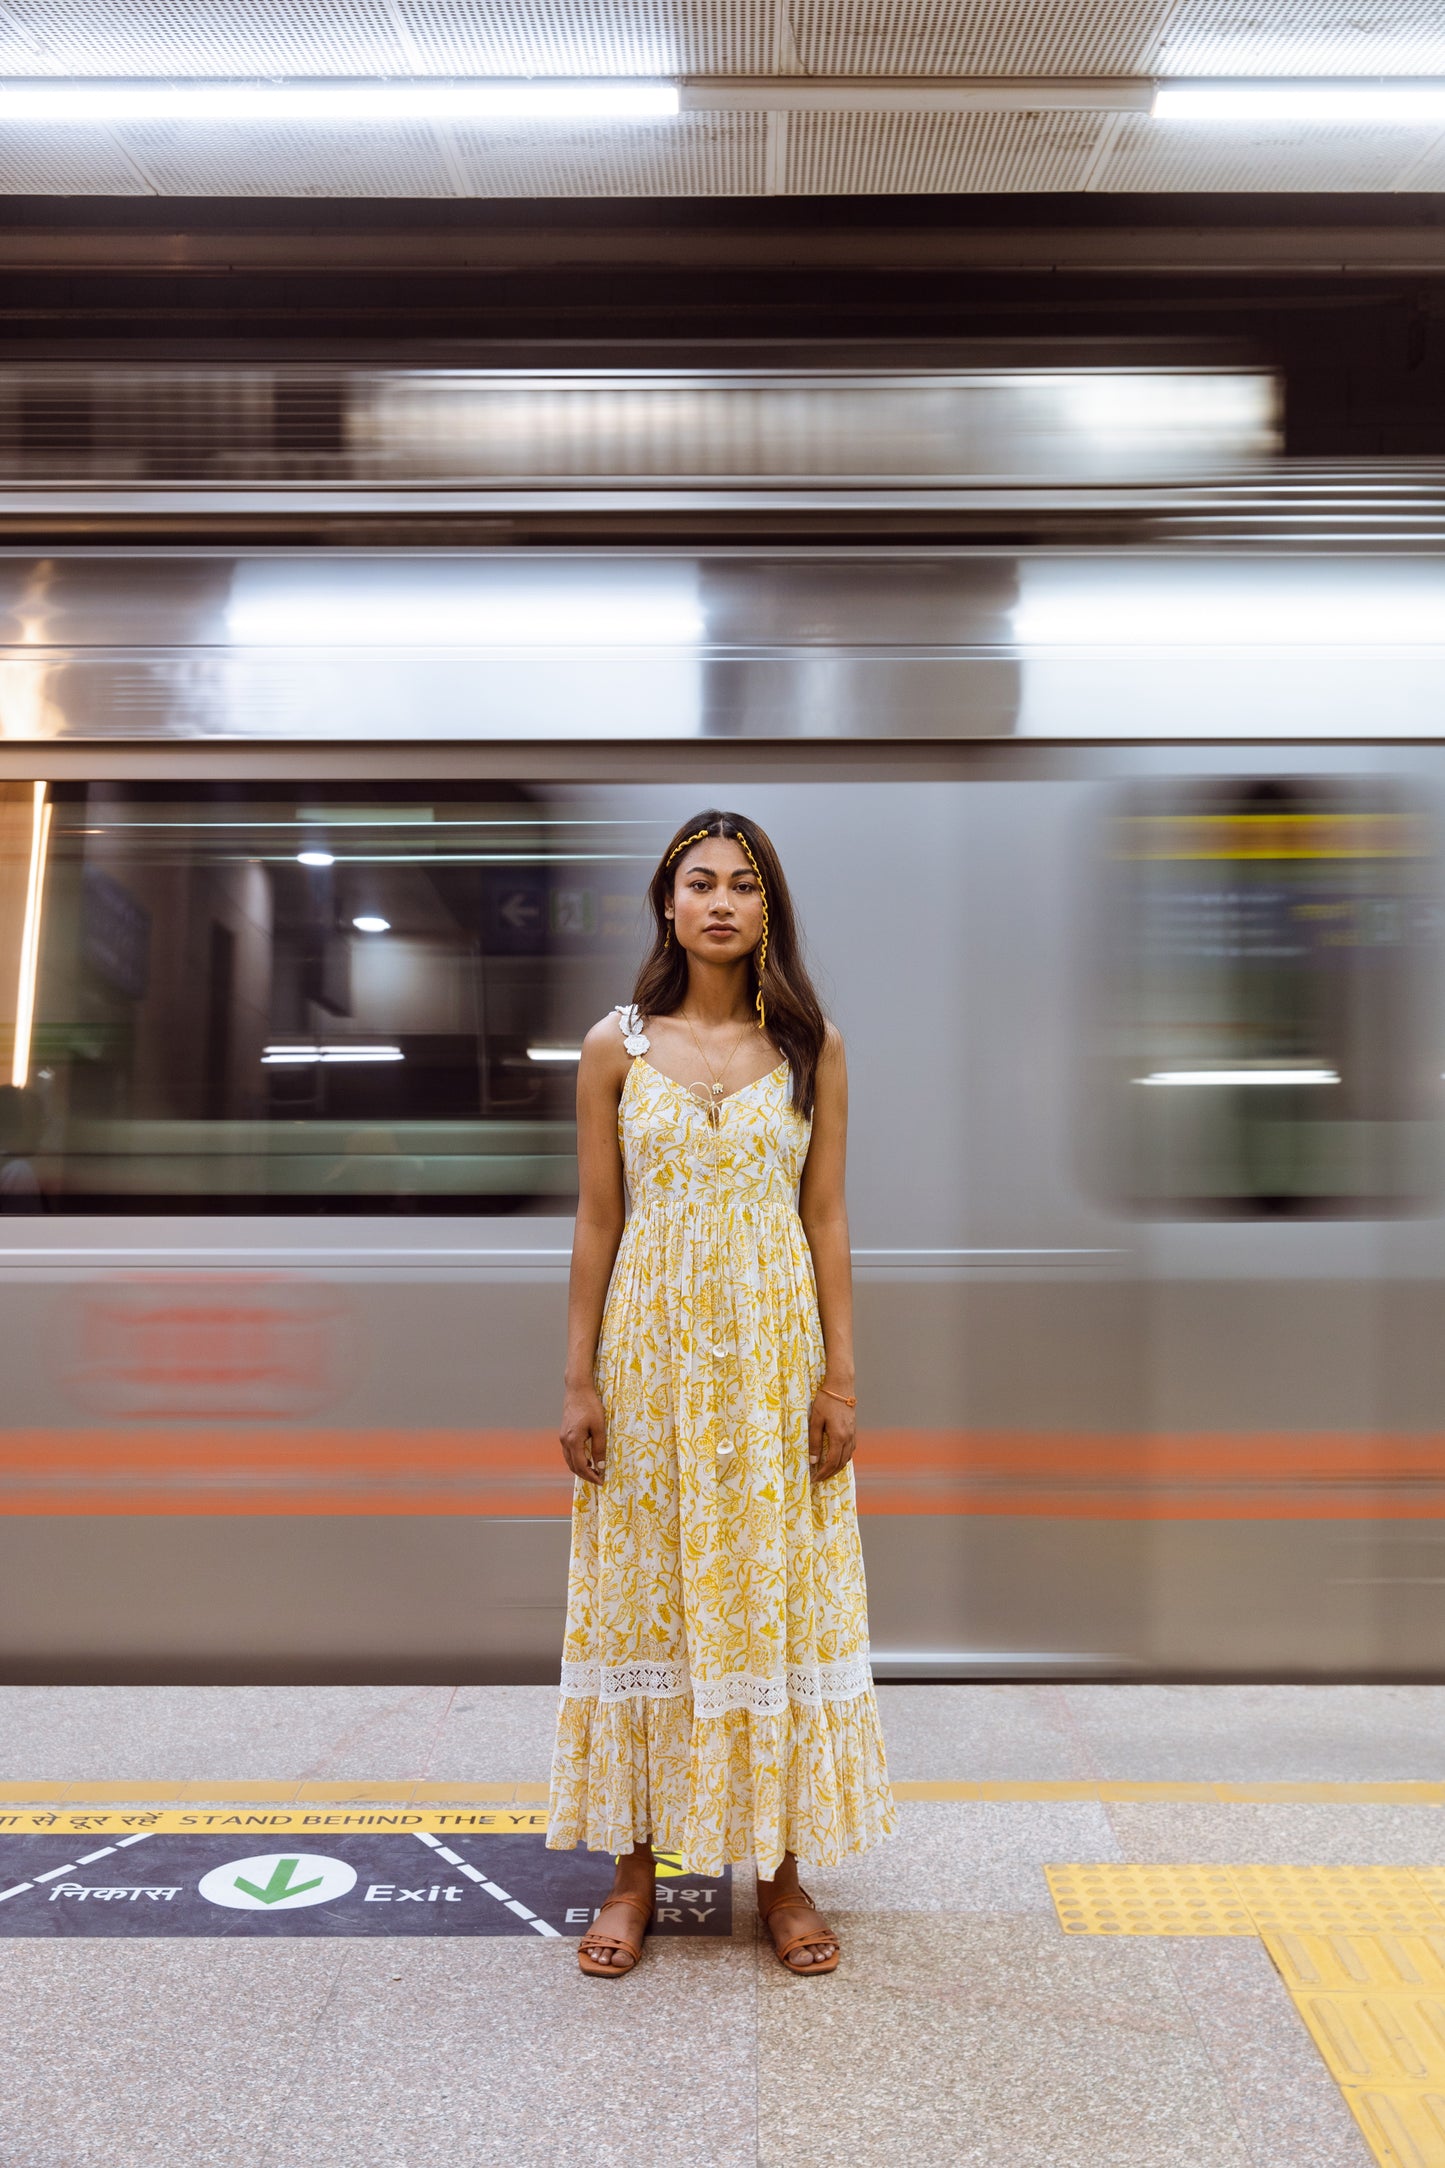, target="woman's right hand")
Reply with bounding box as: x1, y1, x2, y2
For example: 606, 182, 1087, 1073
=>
560, 1384, 607, 1486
